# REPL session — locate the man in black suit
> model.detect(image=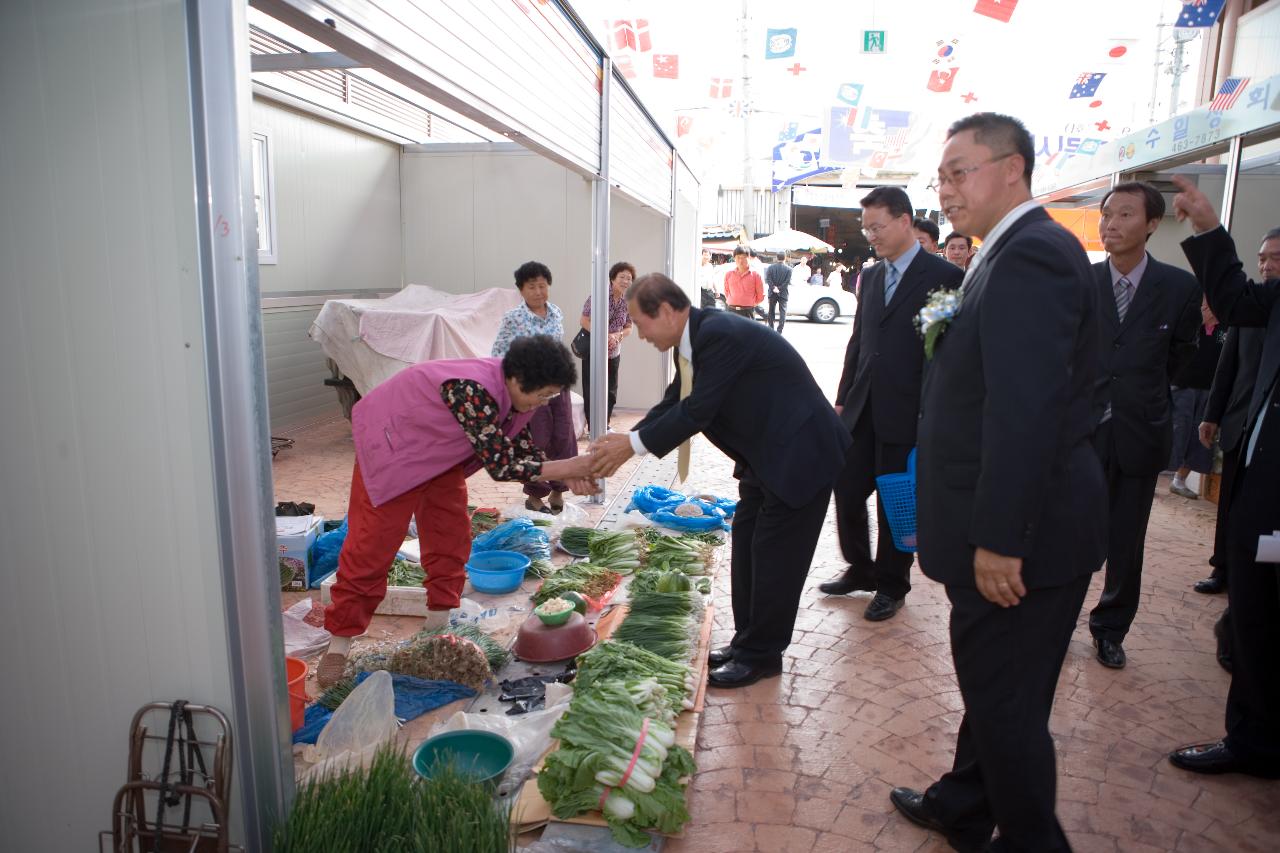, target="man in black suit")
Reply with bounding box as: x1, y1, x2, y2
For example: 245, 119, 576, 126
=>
1086, 182, 1201, 670
764, 254, 792, 332
821, 187, 963, 621
588, 273, 851, 688
1168, 177, 1280, 780
888, 113, 1107, 852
